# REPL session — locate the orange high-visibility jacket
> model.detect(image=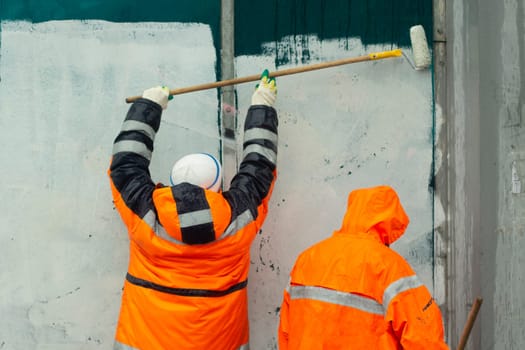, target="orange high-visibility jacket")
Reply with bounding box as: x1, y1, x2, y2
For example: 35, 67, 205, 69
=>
109, 98, 278, 350
278, 186, 450, 350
